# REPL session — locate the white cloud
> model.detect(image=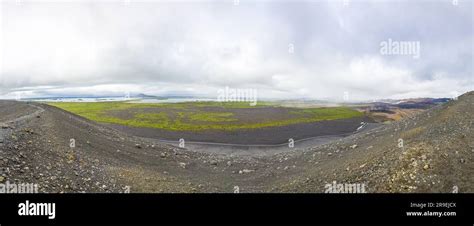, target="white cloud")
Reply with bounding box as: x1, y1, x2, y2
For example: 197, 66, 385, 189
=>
0, 0, 472, 100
